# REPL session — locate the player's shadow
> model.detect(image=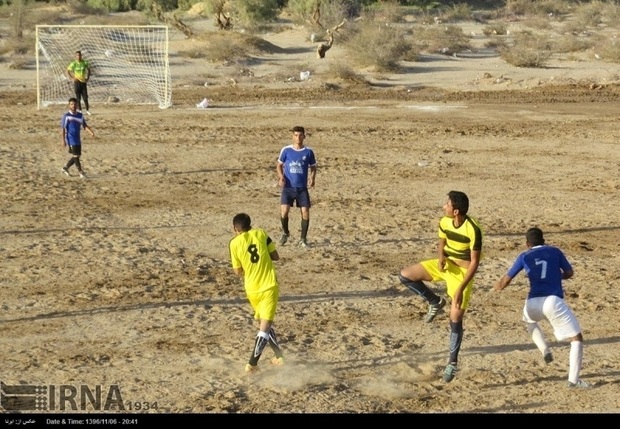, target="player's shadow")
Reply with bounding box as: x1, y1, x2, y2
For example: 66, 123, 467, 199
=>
0, 289, 398, 324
